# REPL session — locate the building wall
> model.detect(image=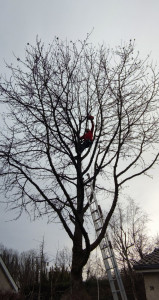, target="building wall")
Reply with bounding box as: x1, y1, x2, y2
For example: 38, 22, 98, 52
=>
0, 266, 13, 292
144, 272, 159, 300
